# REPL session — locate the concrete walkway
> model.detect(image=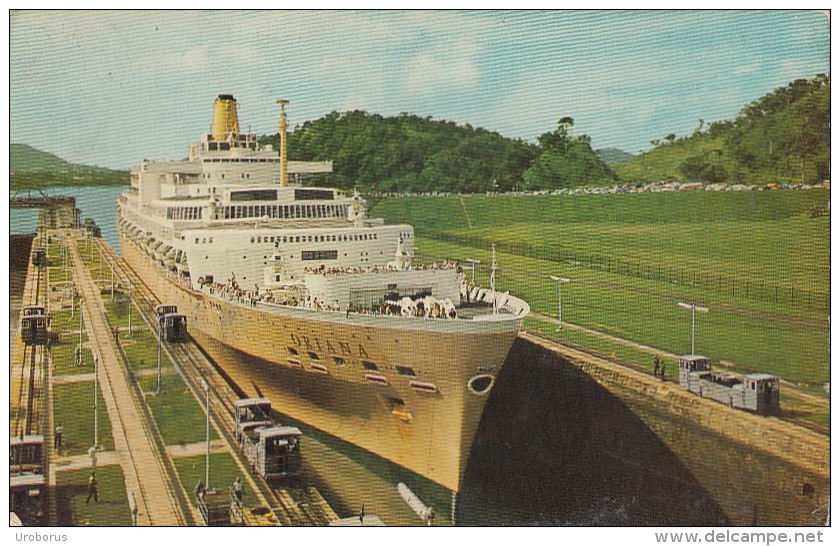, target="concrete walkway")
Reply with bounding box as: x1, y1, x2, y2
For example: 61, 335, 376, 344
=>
52, 373, 96, 385
165, 440, 228, 459
133, 367, 179, 378
51, 451, 121, 473
66, 237, 187, 526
